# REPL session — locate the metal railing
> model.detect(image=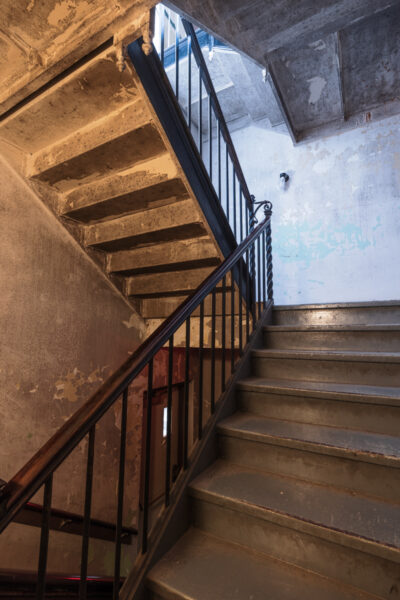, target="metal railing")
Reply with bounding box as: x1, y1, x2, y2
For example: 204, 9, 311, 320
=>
153, 4, 253, 244
0, 205, 272, 599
